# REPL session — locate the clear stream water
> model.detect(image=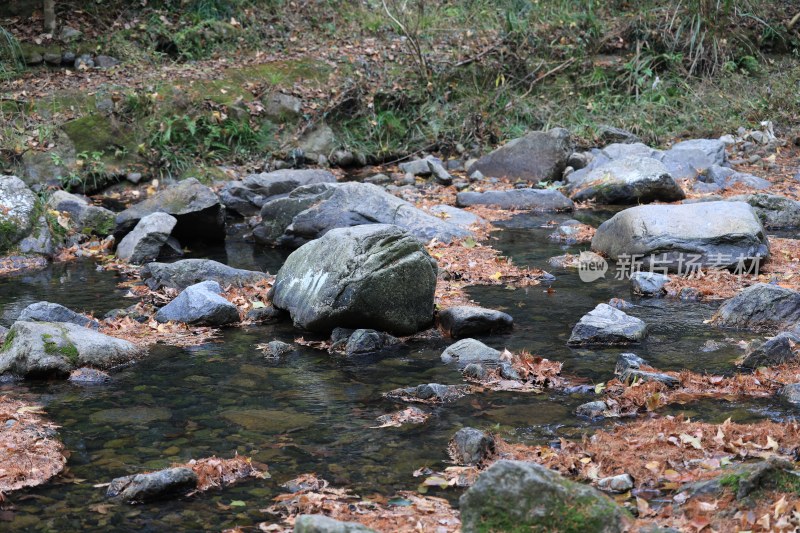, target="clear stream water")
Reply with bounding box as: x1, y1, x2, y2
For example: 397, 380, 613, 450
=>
0, 213, 795, 531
